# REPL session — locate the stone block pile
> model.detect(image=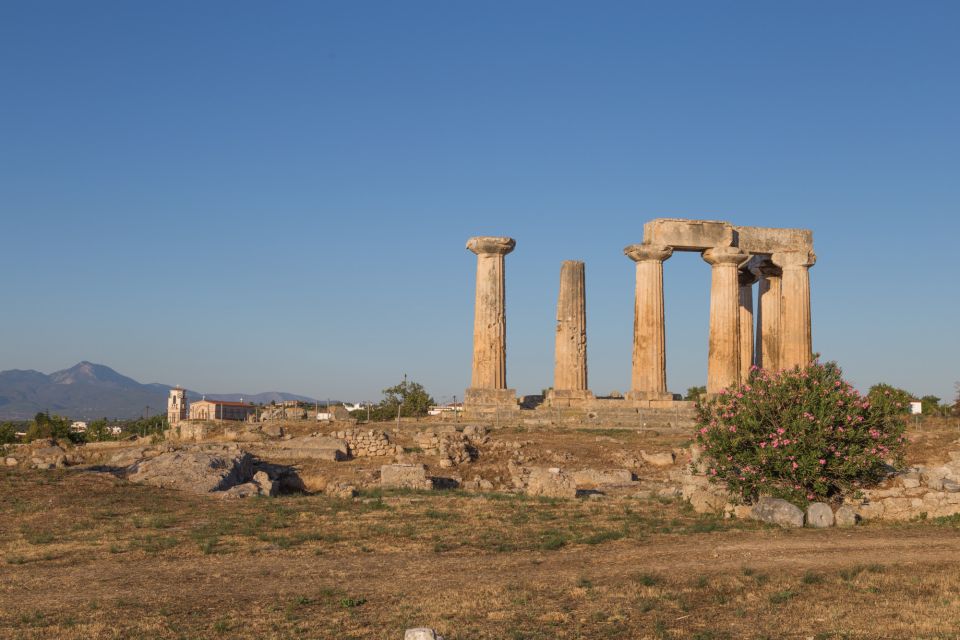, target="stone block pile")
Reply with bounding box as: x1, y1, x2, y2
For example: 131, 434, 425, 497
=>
334, 429, 402, 458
